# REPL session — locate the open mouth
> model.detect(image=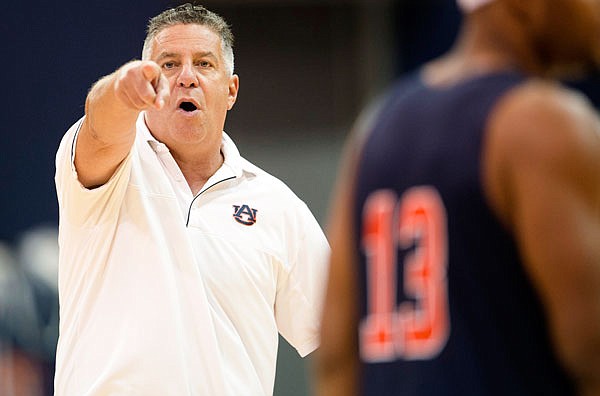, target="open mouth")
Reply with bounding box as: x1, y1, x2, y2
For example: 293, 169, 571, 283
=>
179, 101, 198, 112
